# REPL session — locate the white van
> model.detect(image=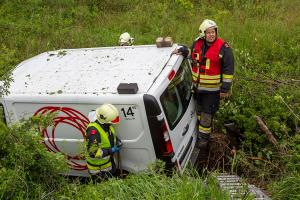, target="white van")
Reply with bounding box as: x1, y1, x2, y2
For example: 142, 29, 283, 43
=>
0, 44, 198, 176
